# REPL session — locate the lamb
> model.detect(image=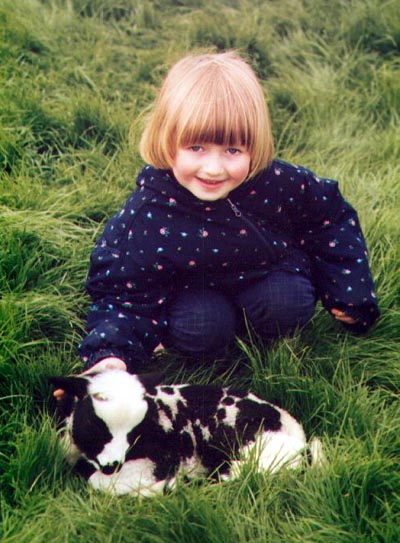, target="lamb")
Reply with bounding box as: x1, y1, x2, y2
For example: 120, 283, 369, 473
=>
51, 369, 322, 496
